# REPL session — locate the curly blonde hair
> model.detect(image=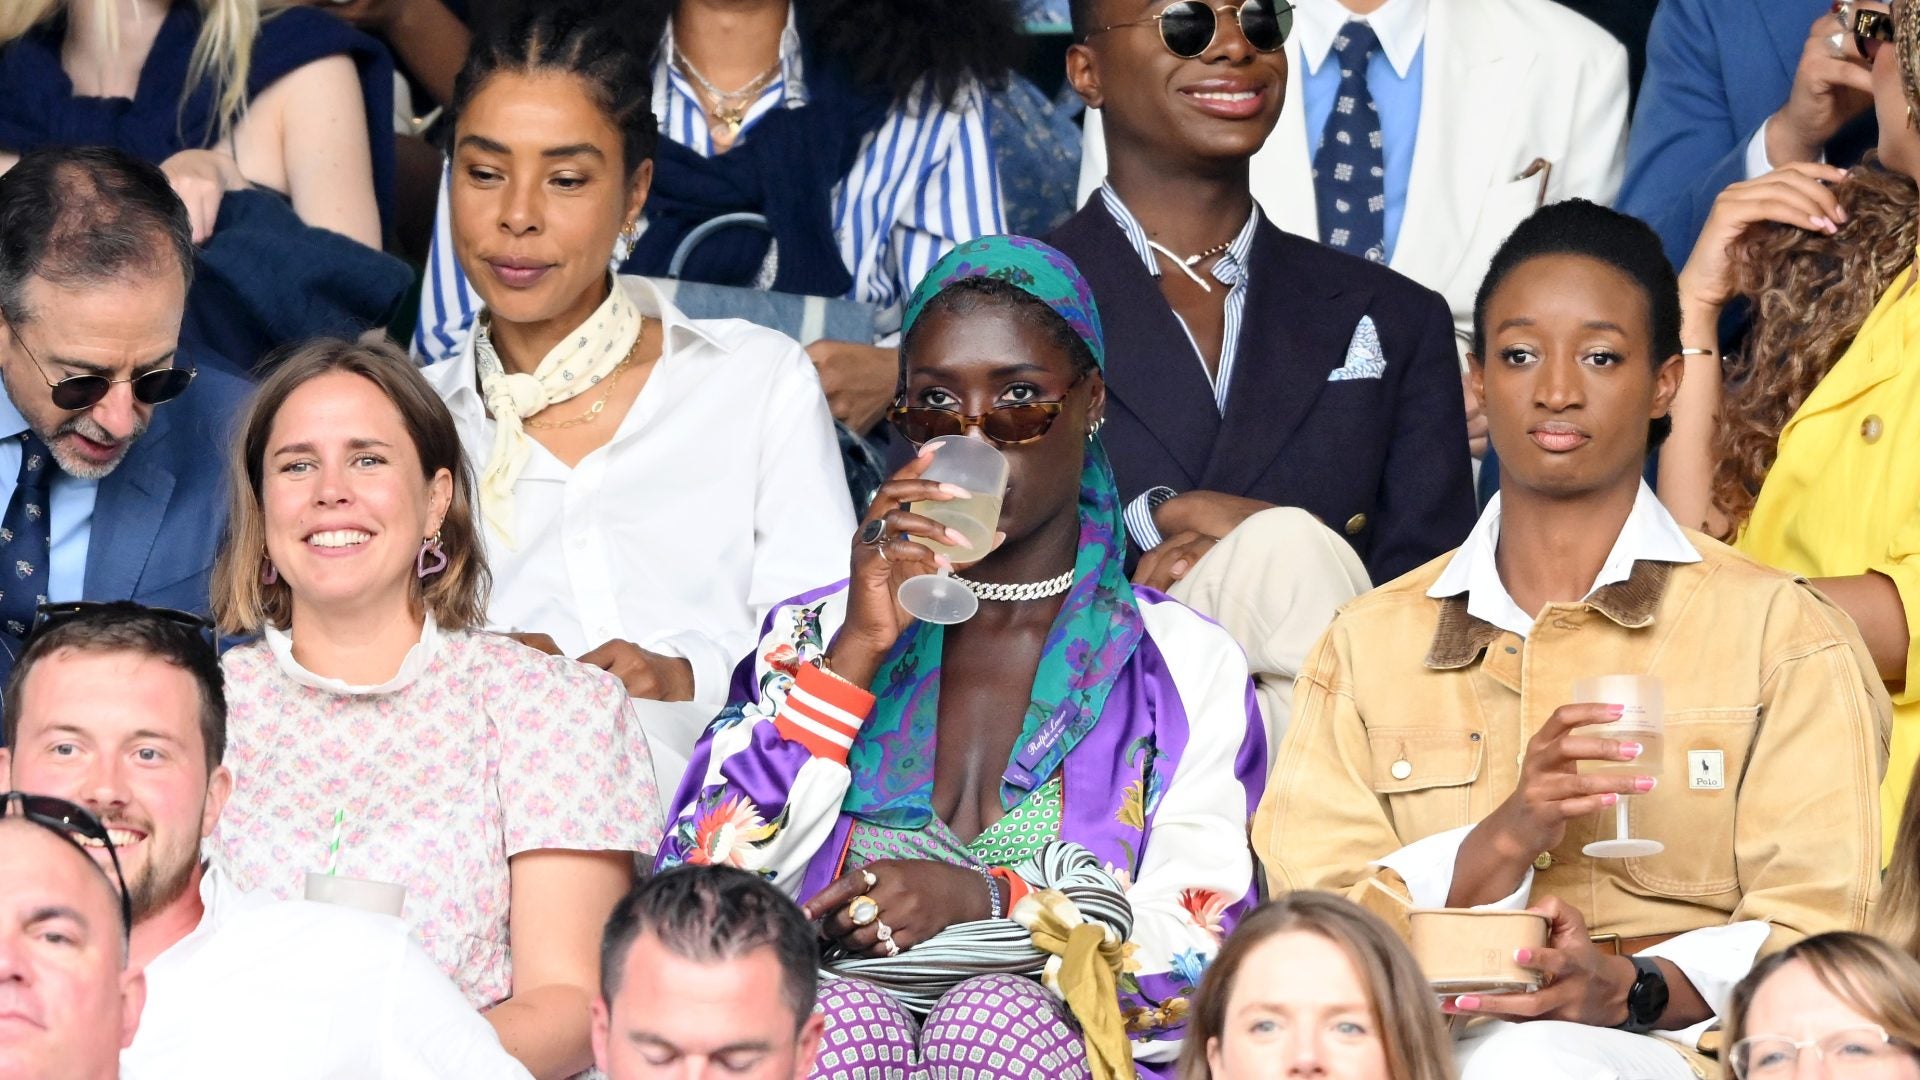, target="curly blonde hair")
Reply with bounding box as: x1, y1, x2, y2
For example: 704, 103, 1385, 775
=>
1710, 0, 1920, 532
